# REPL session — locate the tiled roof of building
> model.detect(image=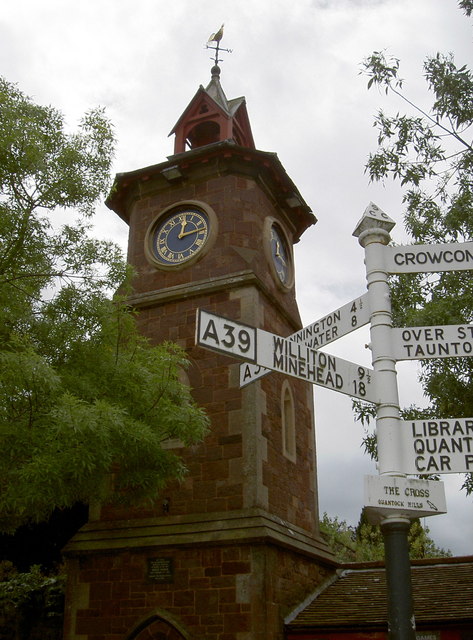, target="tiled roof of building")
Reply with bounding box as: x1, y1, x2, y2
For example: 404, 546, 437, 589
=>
286, 556, 473, 632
